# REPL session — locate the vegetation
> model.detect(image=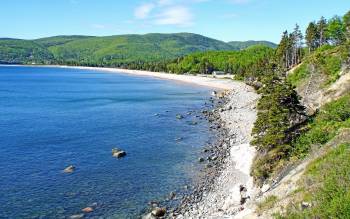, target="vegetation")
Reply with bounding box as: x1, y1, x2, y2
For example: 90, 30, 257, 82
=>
164, 45, 274, 77
0, 38, 54, 64
227, 40, 277, 50
0, 33, 276, 66
251, 10, 350, 183
292, 94, 350, 158
257, 195, 278, 214
277, 143, 350, 219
